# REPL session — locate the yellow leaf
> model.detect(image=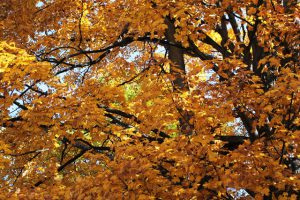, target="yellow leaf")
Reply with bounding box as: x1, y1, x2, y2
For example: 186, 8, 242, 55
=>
264, 105, 273, 112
